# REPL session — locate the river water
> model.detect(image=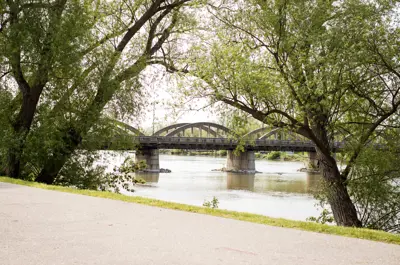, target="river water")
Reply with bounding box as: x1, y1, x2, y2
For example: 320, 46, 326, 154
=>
98, 152, 322, 221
